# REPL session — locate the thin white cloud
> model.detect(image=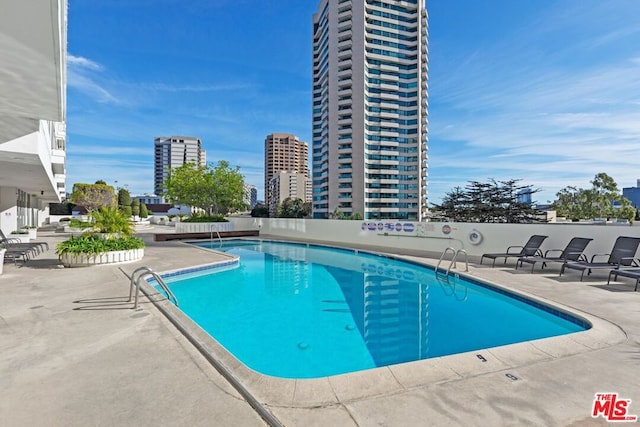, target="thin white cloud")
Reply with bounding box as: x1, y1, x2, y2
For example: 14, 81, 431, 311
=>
428, 2, 640, 204
68, 145, 152, 157
66, 157, 154, 195
67, 53, 119, 104
67, 54, 103, 70
585, 25, 640, 49
137, 82, 253, 93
